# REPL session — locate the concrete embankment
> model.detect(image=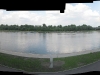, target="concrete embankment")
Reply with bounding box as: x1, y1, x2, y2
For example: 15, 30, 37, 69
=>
0, 49, 100, 58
